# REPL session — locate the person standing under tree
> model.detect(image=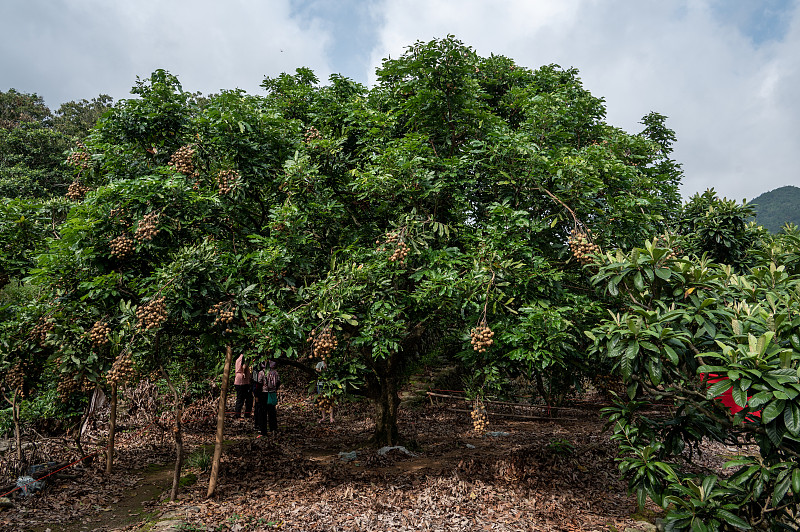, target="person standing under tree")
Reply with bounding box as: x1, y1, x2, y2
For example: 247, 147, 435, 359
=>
233, 353, 252, 419
252, 361, 267, 435
264, 360, 280, 433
